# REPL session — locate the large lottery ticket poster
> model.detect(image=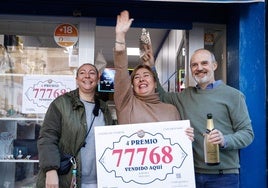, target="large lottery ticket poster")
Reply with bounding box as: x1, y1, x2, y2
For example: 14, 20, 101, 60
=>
94, 120, 195, 188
